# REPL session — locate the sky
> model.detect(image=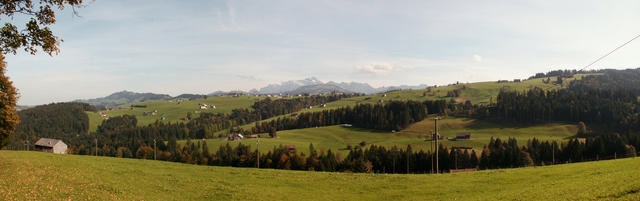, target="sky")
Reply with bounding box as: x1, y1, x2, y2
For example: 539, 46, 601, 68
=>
4, 0, 640, 105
